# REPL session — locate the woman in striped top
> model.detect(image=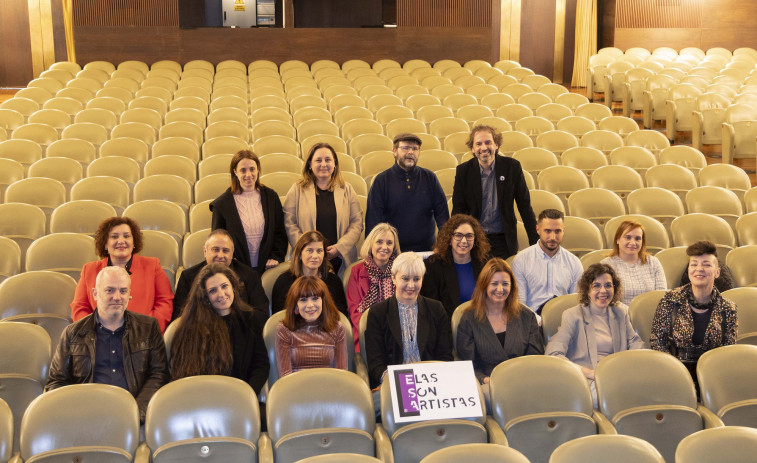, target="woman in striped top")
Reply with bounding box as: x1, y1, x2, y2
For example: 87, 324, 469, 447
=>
275, 275, 348, 378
